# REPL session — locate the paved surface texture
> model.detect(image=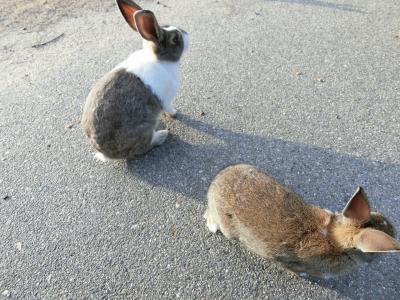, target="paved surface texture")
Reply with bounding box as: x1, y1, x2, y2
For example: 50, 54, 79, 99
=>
1, 0, 400, 299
